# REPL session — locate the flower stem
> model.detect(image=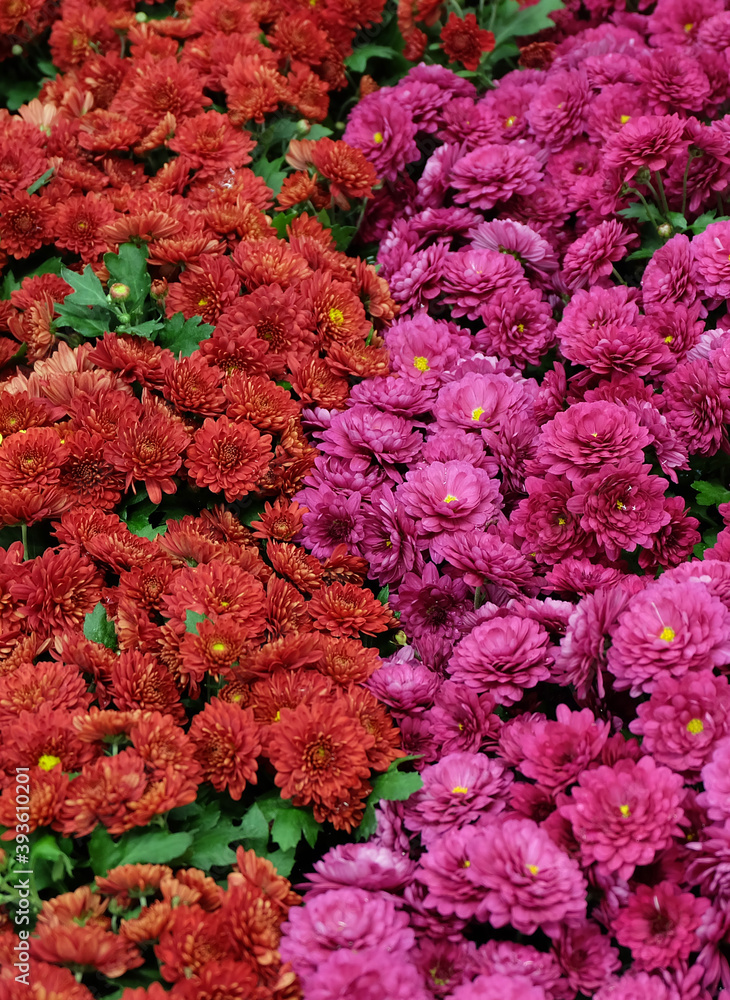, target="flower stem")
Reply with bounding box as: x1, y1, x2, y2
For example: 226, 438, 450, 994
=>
654, 171, 669, 217
21, 522, 28, 561
681, 156, 692, 219
611, 266, 627, 286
